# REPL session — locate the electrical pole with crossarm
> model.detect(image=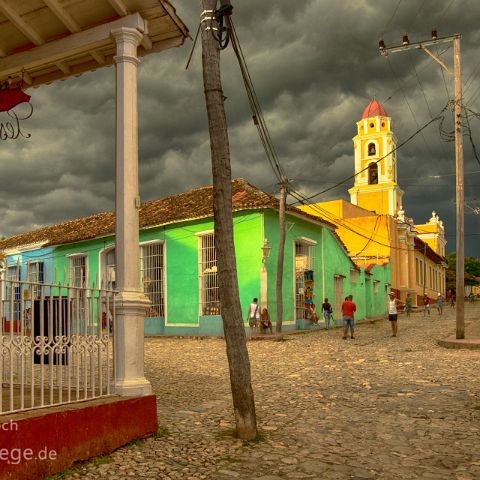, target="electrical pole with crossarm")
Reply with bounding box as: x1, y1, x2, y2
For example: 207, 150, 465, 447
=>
379, 32, 464, 339
200, 0, 258, 440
